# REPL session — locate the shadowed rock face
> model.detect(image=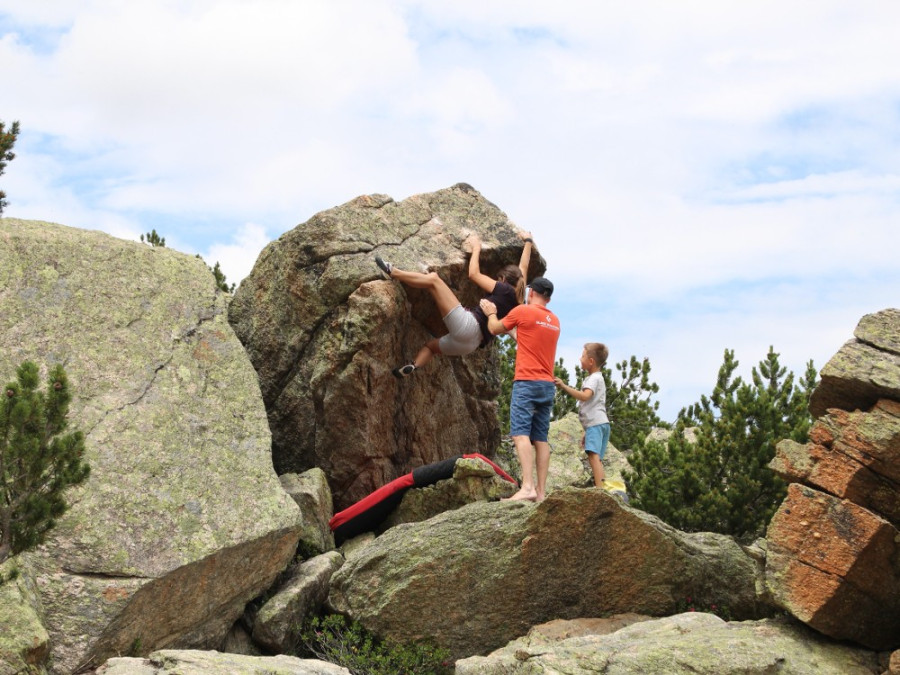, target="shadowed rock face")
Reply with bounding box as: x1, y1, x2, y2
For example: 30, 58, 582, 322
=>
765, 484, 900, 650
0, 220, 301, 674
229, 184, 545, 510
